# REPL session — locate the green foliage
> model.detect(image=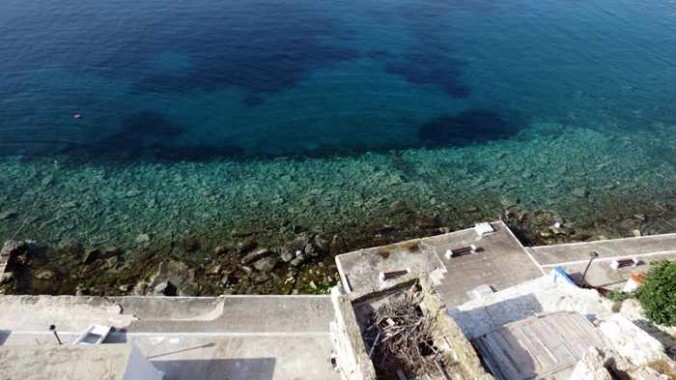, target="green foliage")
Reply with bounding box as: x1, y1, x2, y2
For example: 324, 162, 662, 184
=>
605, 289, 634, 302
638, 261, 676, 326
